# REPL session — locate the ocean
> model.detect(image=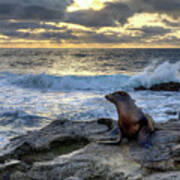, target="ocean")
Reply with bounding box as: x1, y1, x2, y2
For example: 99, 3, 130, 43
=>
0, 48, 180, 147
